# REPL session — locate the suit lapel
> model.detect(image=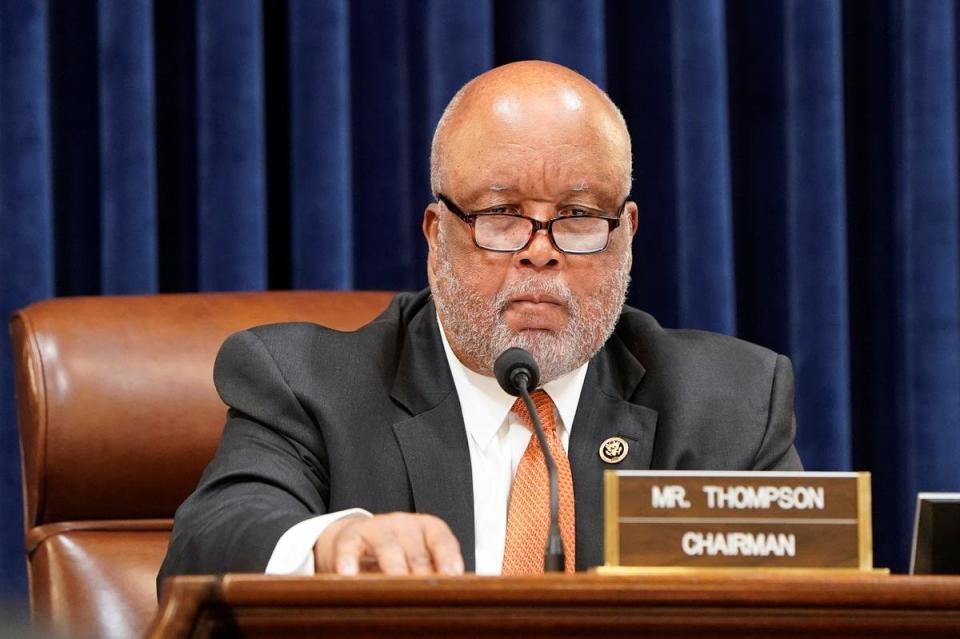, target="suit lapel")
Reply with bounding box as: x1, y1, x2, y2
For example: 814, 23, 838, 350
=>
390, 300, 476, 571
569, 336, 658, 570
